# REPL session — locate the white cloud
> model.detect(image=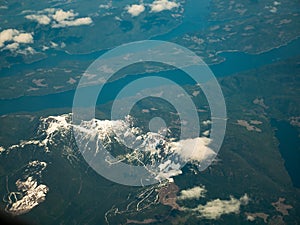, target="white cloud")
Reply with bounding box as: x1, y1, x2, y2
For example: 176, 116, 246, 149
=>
202, 130, 210, 136
52, 17, 93, 28
25, 14, 51, 25
25, 8, 92, 28
270, 7, 277, 13
99, 1, 112, 9
172, 137, 216, 162
41, 8, 57, 14
99, 4, 110, 9
178, 186, 207, 200
4, 42, 19, 51
0, 146, 5, 153
0, 29, 34, 53
0, 29, 19, 47
50, 9, 93, 28
274, 1, 281, 6
20, 46, 36, 55
190, 194, 250, 219
126, 4, 145, 17
150, 0, 179, 13
52, 9, 77, 22
13, 33, 33, 44
202, 120, 211, 126
50, 41, 58, 48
